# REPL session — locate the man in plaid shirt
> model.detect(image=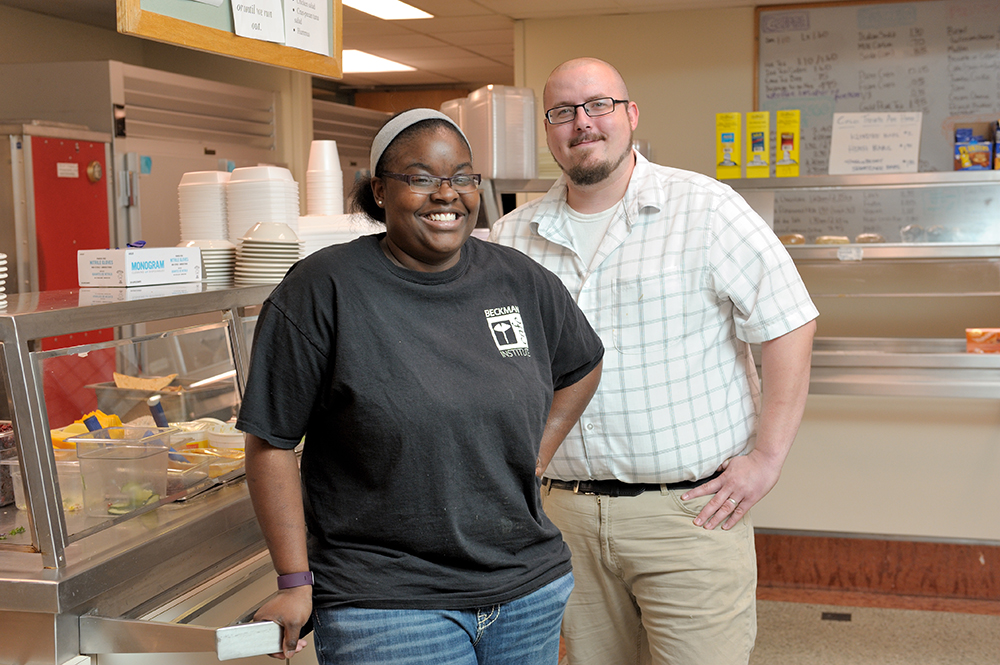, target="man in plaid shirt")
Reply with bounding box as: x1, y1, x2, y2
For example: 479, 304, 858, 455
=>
490, 58, 818, 665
